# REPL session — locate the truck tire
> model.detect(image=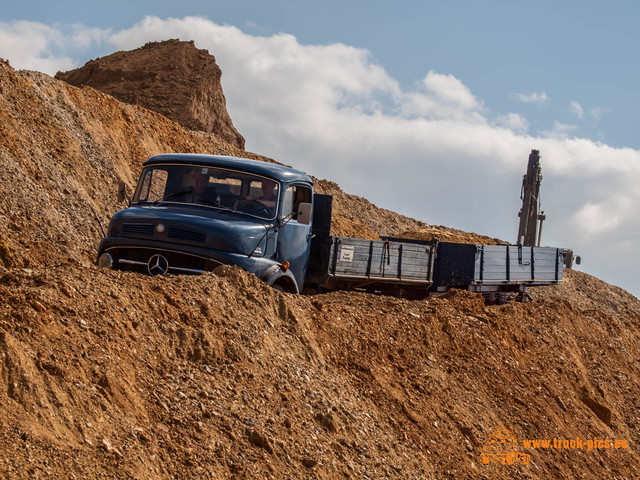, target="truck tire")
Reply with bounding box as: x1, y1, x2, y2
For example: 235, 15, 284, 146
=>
262, 266, 299, 294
